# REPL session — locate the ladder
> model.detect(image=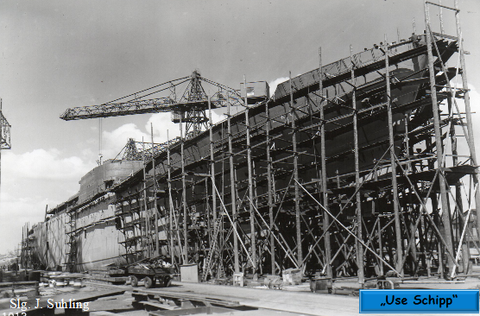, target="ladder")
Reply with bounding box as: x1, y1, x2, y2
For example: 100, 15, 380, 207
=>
202, 215, 223, 281
65, 206, 77, 272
